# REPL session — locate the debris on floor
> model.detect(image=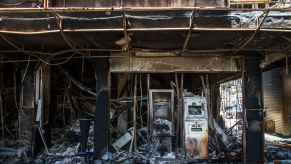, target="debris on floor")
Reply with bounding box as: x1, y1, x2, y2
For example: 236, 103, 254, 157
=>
35, 120, 95, 164
265, 133, 291, 161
